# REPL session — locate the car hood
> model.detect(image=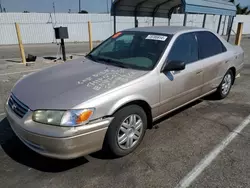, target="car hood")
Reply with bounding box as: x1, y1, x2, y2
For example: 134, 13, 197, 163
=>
12, 58, 148, 110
